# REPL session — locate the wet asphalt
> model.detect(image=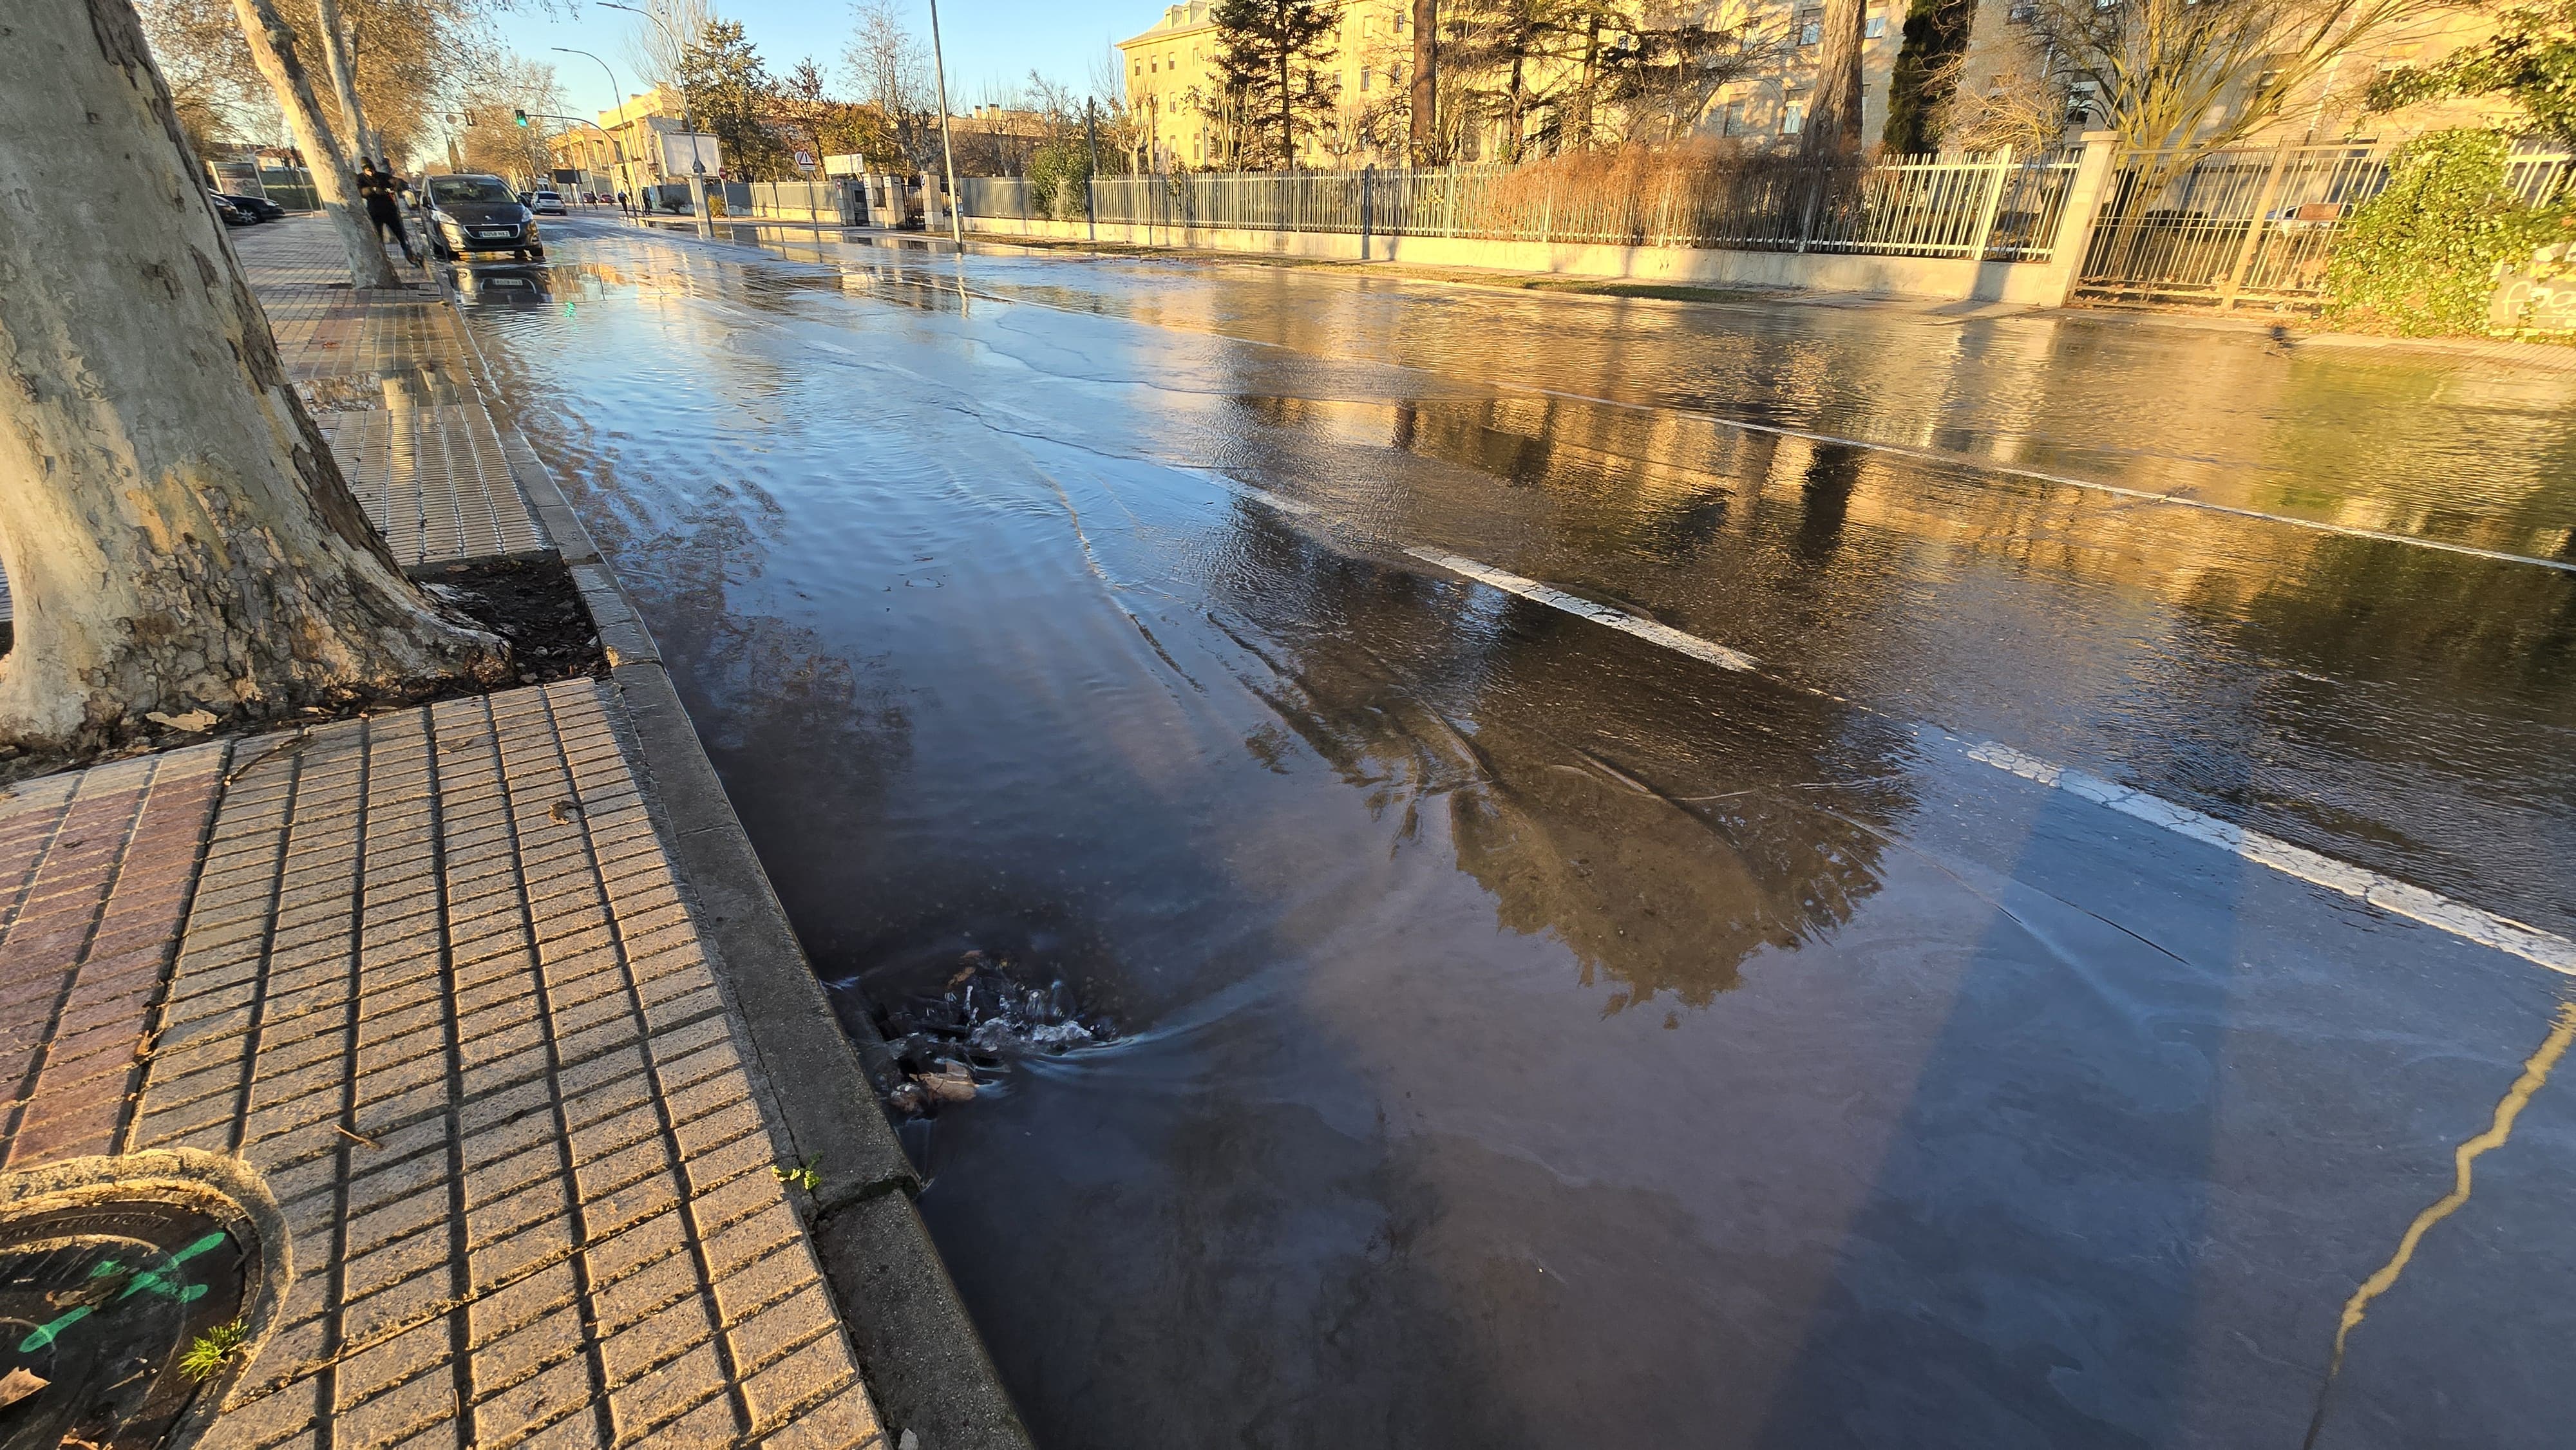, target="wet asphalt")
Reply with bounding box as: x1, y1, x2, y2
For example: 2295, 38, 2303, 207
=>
453, 214, 2576, 1450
